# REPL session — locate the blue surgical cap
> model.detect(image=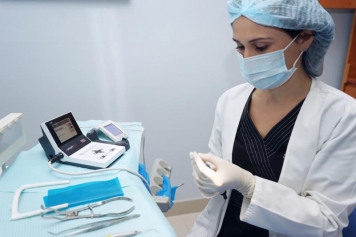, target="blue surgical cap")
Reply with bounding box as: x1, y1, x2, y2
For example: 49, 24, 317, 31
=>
227, 0, 335, 78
